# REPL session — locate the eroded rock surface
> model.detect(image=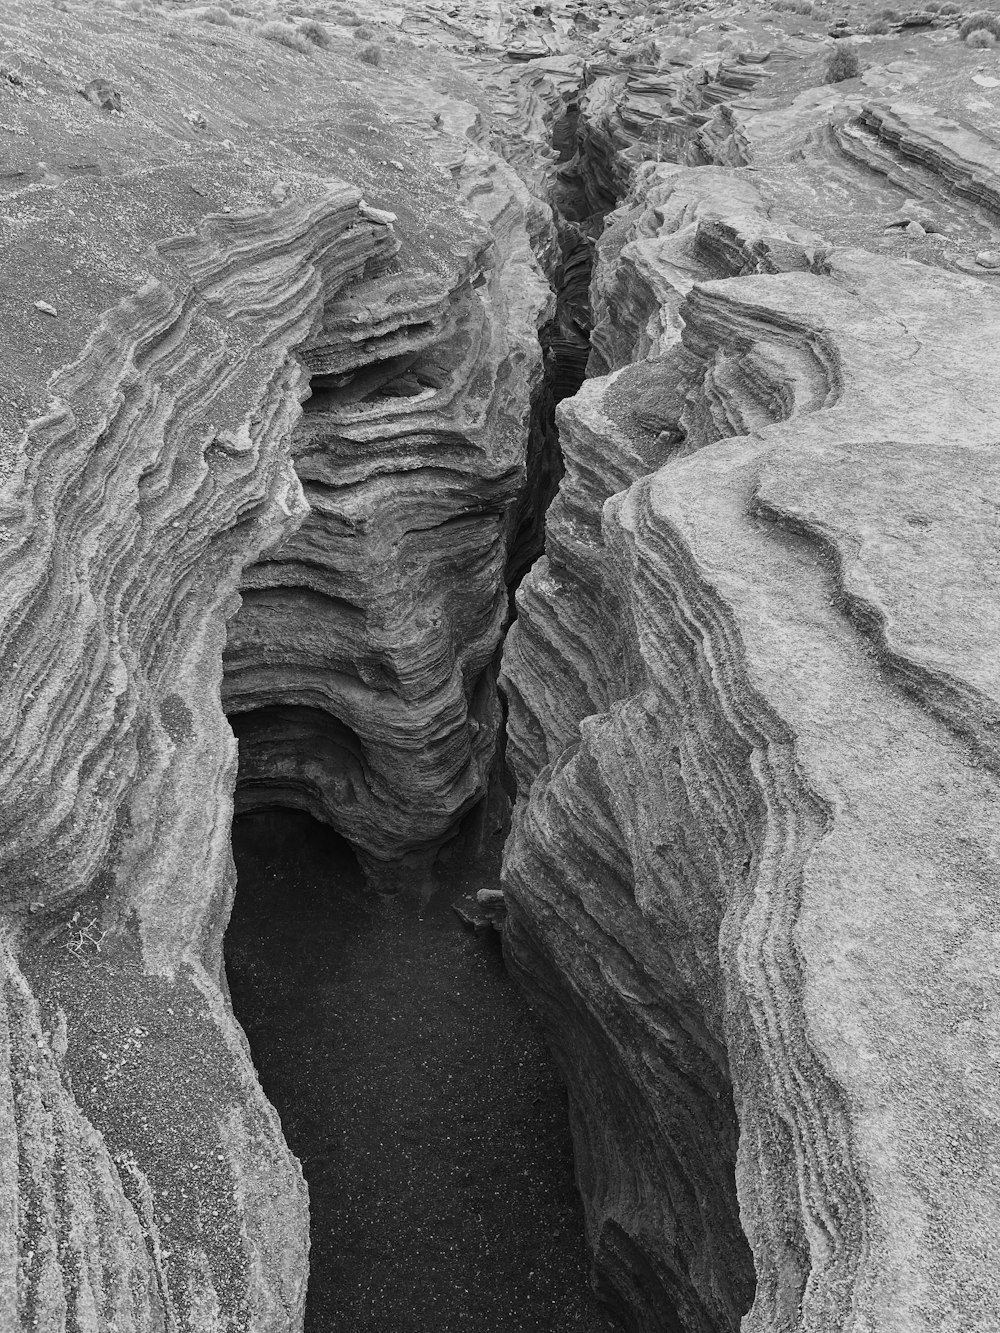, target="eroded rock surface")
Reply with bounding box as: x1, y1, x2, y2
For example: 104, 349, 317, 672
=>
223, 145, 551, 888
0, 2, 550, 1324
501, 28, 1000, 1333
4, 0, 1000, 1329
